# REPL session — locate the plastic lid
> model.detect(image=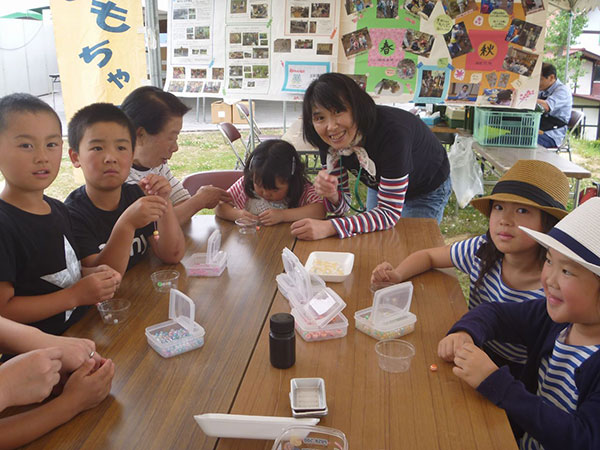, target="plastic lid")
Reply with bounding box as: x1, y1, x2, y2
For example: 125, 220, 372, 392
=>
371, 281, 413, 327
207, 230, 221, 264
168, 289, 197, 331
281, 248, 312, 301
294, 288, 346, 328
270, 312, 295, 335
